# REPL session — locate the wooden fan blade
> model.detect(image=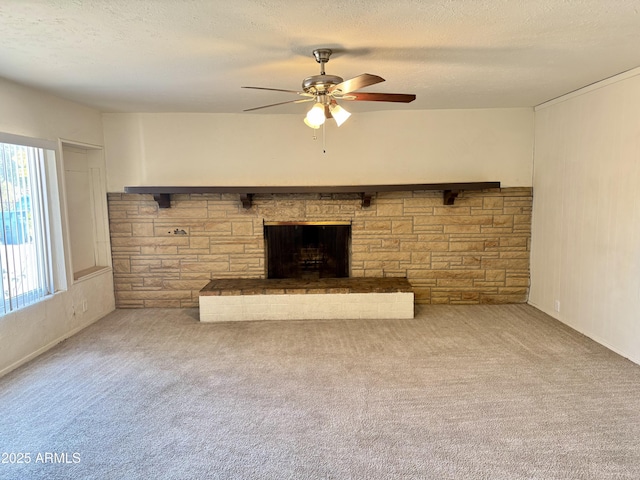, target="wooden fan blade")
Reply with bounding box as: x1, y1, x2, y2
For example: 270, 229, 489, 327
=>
342, 92, 416, 103
329, 74, 385, 94
242, 86, 310, 95
243, 98, 314, 112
